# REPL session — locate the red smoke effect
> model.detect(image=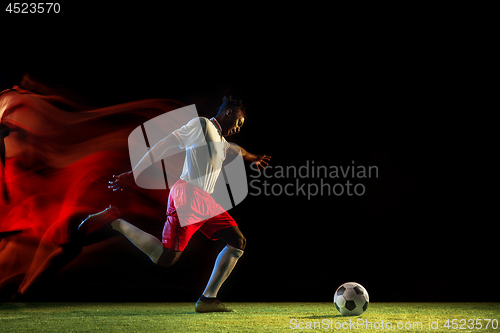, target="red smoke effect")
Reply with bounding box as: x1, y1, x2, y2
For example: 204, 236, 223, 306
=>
0, 84, 185, 298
